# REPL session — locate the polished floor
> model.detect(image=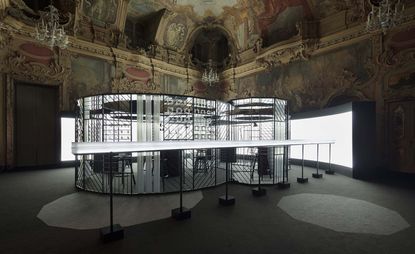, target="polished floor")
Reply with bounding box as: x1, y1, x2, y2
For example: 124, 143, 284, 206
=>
1, 166, 415, 254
